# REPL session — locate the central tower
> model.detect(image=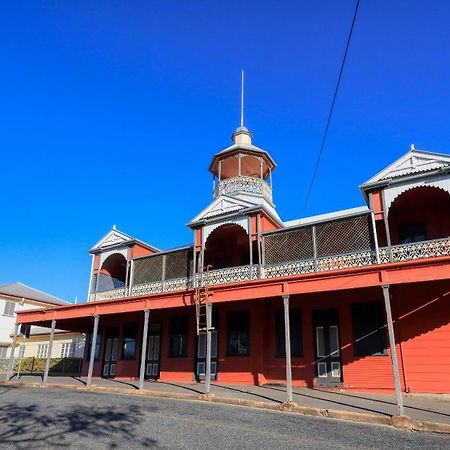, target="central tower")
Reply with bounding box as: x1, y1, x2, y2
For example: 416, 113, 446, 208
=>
188, 77, 283, 274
